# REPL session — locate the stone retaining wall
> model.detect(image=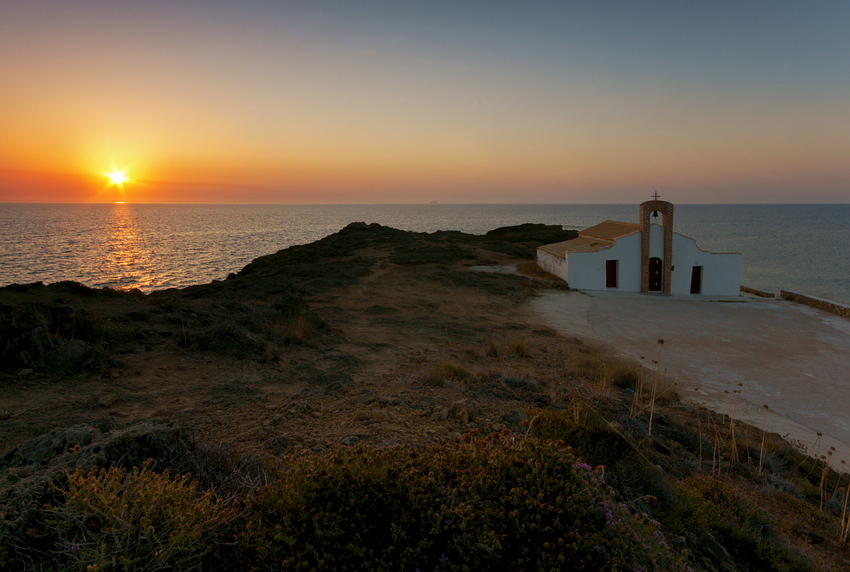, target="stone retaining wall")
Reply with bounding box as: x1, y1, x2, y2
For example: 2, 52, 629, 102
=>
780, 290, 850, 318
740, 285, 775, 298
